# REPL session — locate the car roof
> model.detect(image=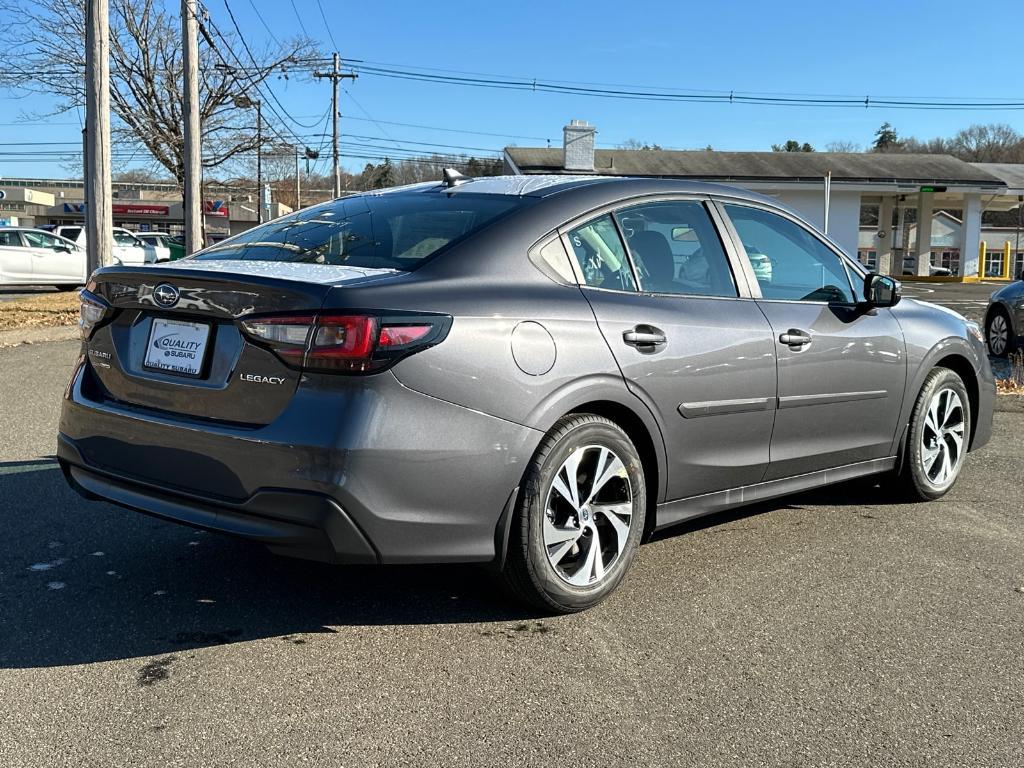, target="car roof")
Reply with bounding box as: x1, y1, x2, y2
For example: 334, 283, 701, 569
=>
382, 174, 777, 203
